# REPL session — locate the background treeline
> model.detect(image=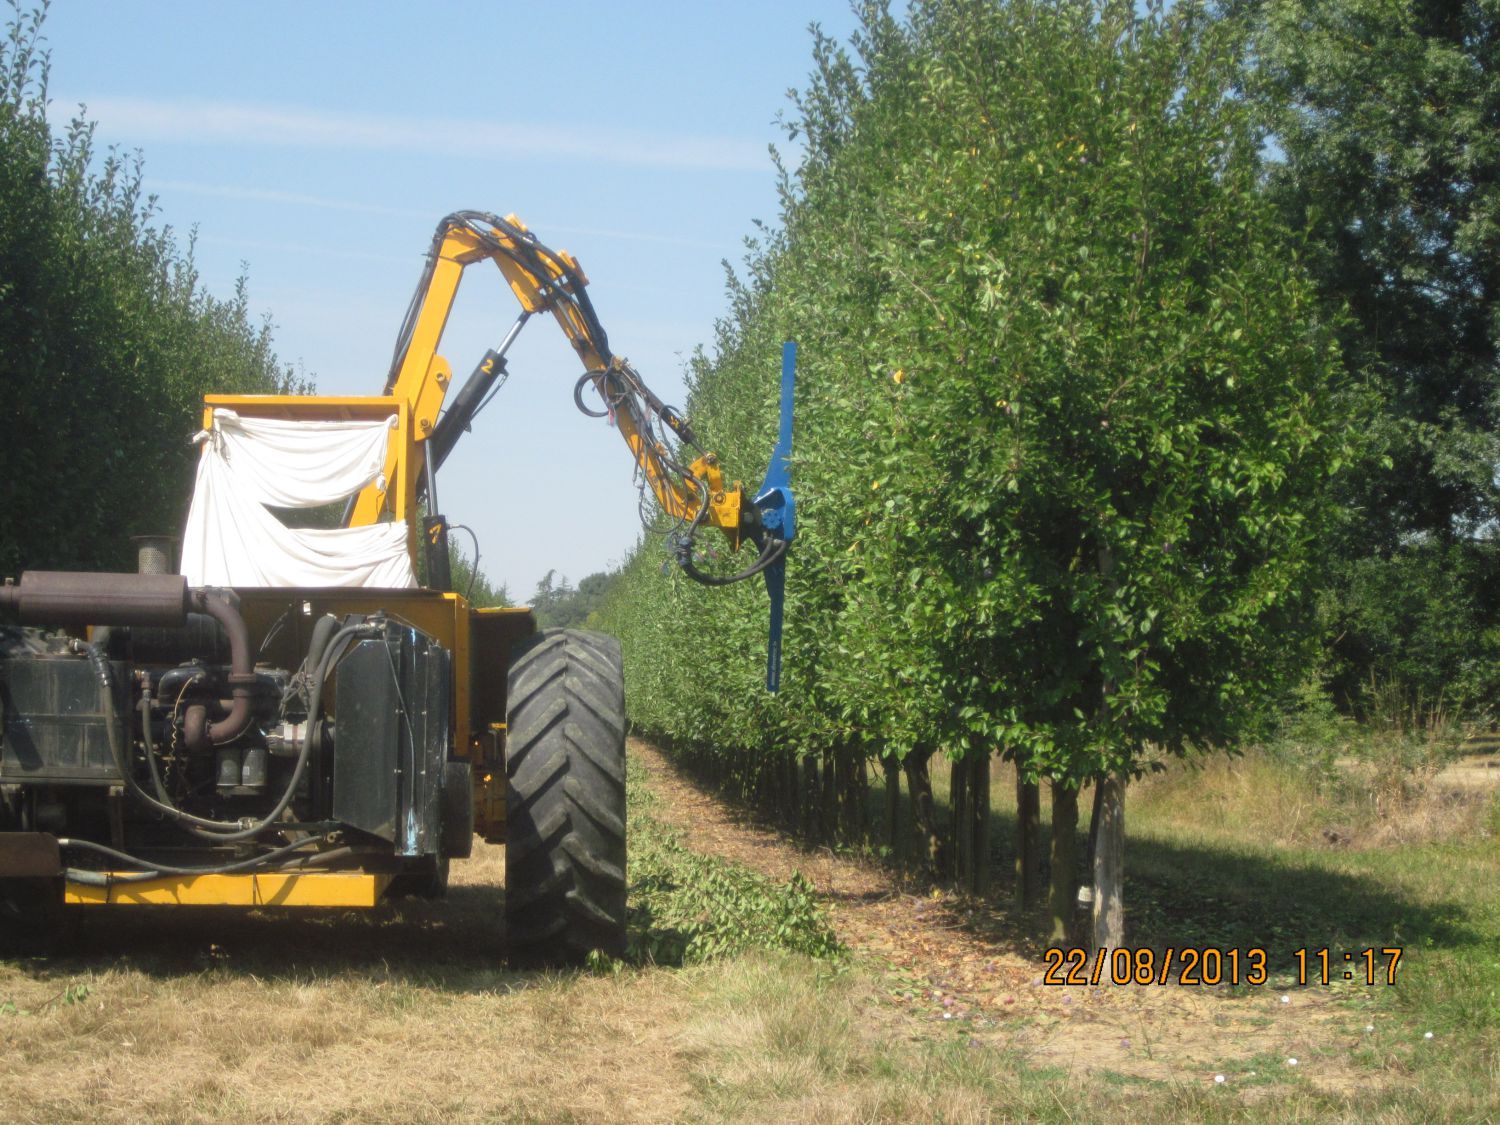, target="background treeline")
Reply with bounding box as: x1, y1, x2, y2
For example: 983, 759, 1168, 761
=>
530, 568, 617, 628
0, 6, 302, 576
1241, 0, 1500, 719
597, 0, 1498, 934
